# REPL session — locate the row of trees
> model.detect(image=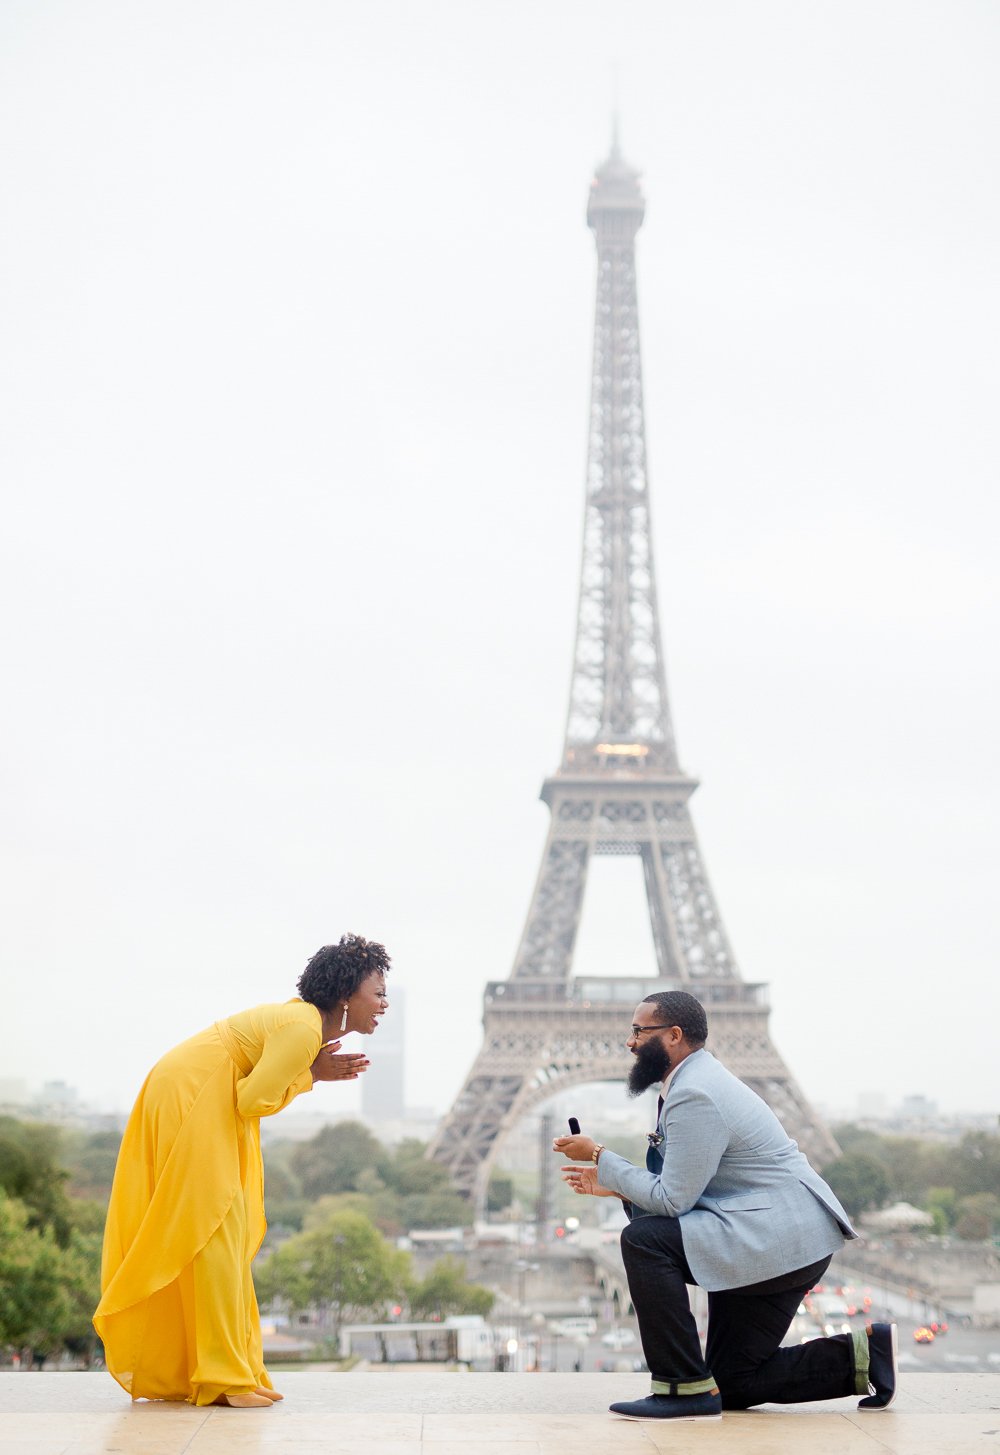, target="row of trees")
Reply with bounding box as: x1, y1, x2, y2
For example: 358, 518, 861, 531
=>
262, 1120, 477, 1235
254, 1204, 493, 1340
4, 1111, 998, 1363
255, 1121, 497, 1341
0, 1119, 103, 1363
0, 1115, 494, 1365
822, 1125, 1000, 1236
